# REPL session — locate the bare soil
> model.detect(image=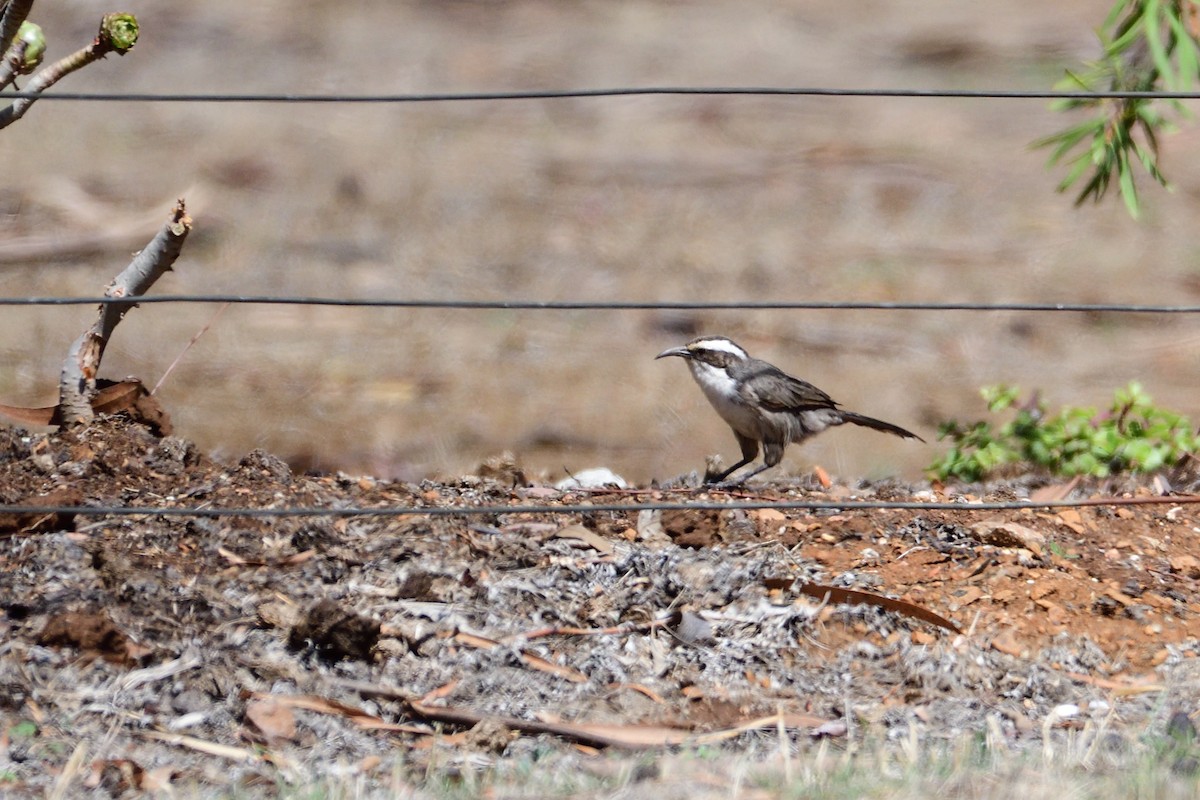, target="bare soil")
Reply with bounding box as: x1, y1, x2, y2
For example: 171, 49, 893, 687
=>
2, 418, 1199, 796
